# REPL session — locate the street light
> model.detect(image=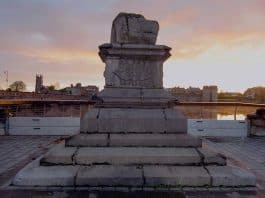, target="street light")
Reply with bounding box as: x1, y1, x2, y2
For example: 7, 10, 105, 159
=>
3, 71, 8, 89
